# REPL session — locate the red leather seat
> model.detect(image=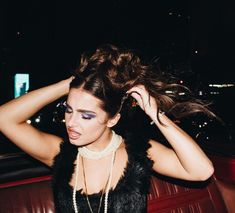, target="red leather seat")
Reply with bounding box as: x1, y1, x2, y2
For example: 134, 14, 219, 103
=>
147, 175, 227, 213
0, 175, 229, 213
210, 154, 235, 213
